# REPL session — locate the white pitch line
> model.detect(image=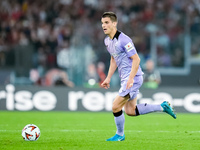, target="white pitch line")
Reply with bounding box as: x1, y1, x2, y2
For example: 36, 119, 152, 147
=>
0, 130, 22, 132
60, 129, 200, 133
1, 130, 200, 133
